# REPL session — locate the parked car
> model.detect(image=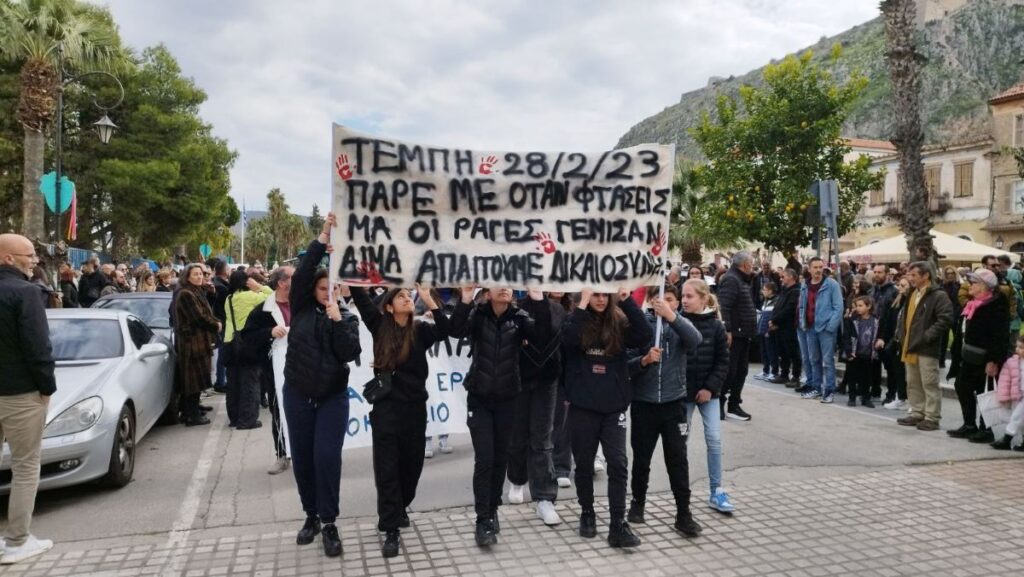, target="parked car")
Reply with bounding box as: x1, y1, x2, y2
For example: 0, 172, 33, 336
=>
0, 309, 176, 493
92, 292, 173, 342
